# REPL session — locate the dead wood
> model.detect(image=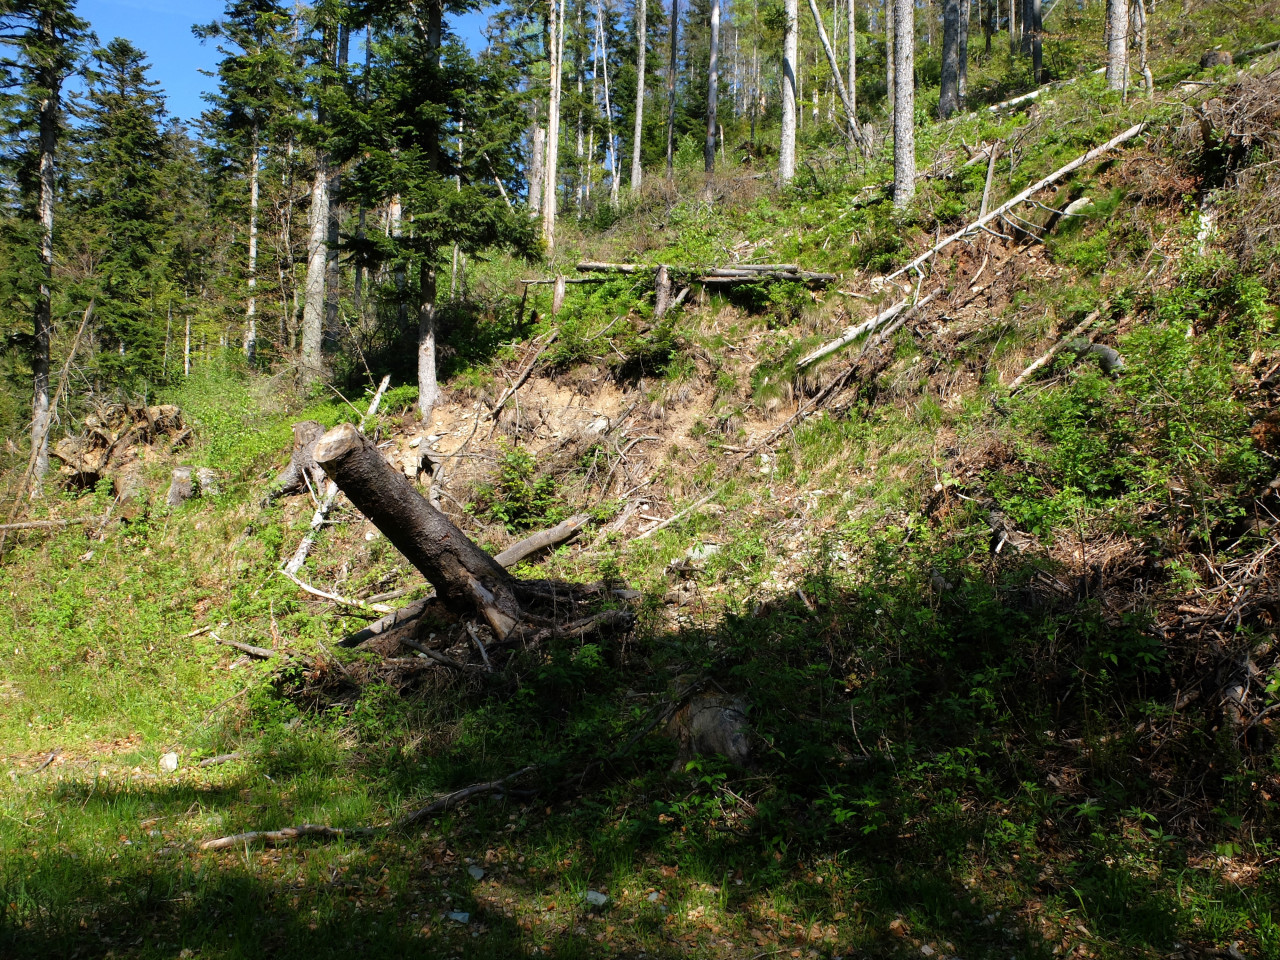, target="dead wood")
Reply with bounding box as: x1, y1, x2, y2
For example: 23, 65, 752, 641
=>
799, 289, 937, 369
1008, 307, 1105, 391
269, 421, 327, 501
487, 332, 558, 422
314, 423, 525, 639
281, 570, 395, 614
284, 375, 390, 577
398, 765, 539, 826
0, 519, 85, 532
198, 753, 243, 768
214, 635, 276, 660
200, 824, 377, 851
884, 123, 1148, 284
